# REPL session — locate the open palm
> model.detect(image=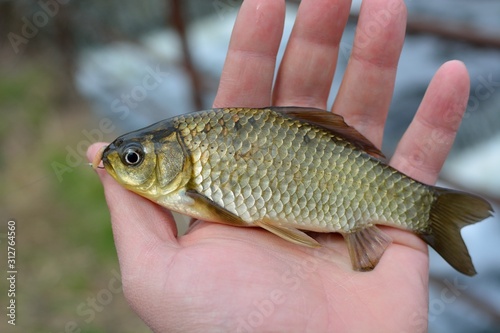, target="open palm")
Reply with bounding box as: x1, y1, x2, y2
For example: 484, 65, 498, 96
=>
88, 0, 470, 332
